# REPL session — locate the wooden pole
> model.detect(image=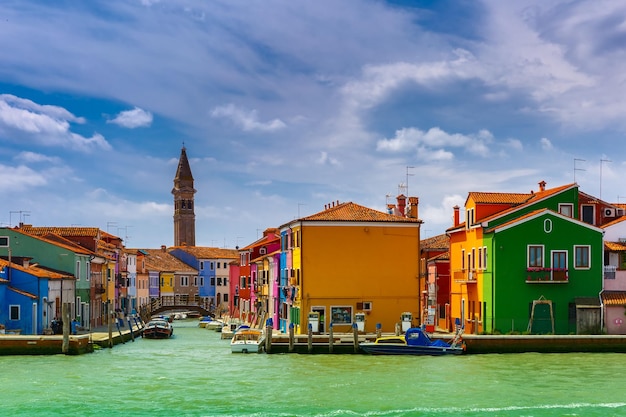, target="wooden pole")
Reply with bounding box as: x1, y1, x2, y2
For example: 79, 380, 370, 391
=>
128, 316, 135, 342
352, 323, 359, 353
265, 319, 273, 353
329, 323, 334, 354
308, 323, 313, 353
107, 303, 113, 348
288, 323, 295, 353
376, 323, 382, 339
62, 303, 70, 354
